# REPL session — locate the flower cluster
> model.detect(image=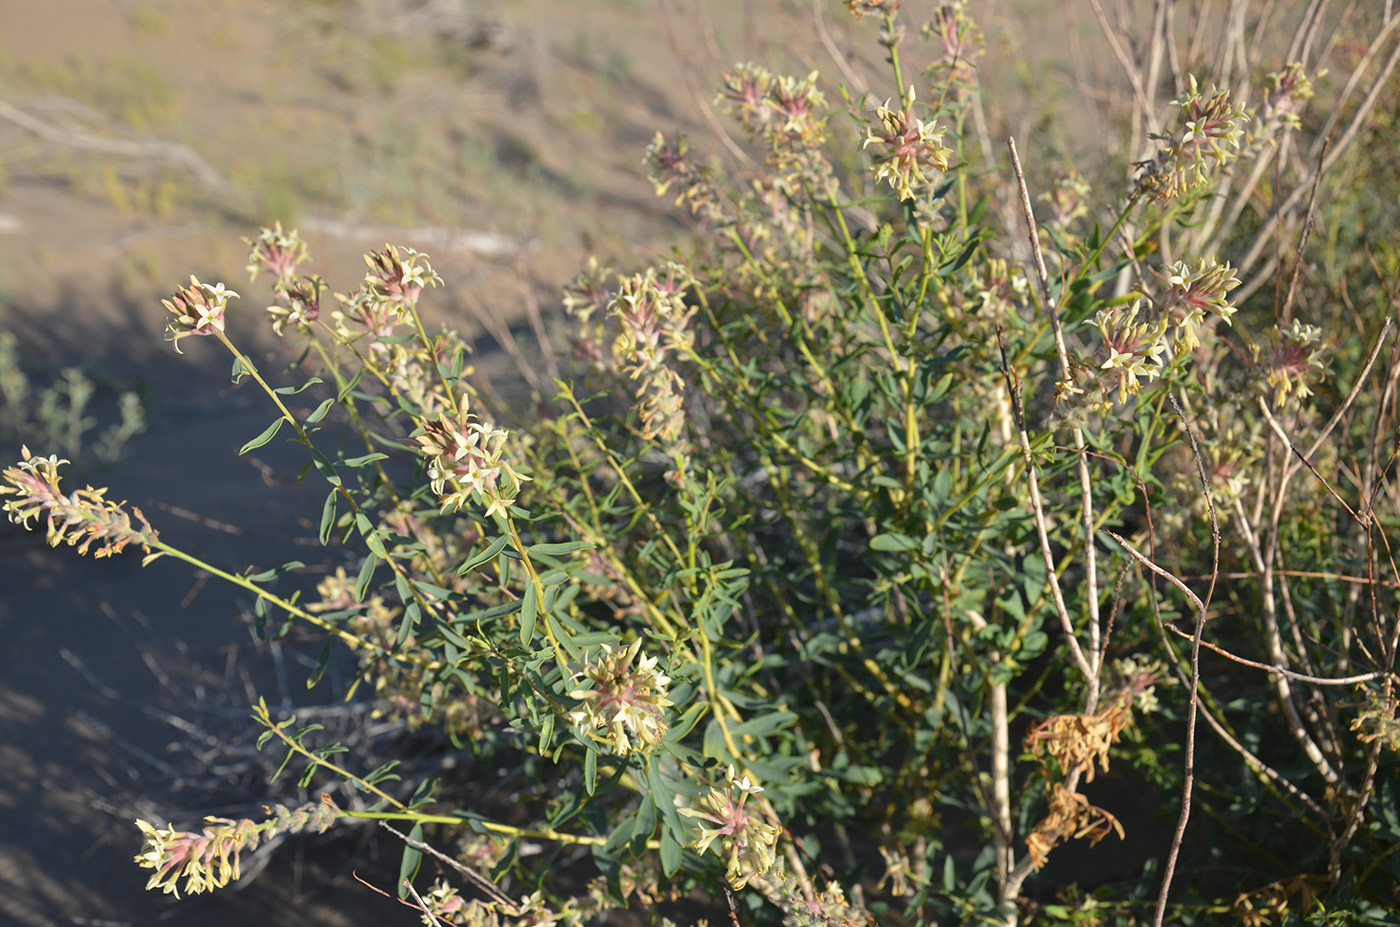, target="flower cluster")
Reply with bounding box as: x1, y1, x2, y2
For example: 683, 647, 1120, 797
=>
561, 256, 614, 324
971, 257, 1031, 314
610, 267, 694, 369
1039, 172, 1092, 242
922, 2, 983, 88
417, 881, 580, 927
2, 446, 162, 561
864, 88, 953, 201
312, 565, 495, 738
244, 222, 309, 292
846, 0, 899, 19
414, 408, 528, 518
1026, 702, 1131, 785
1351, 689, 1400, 754
1156, 257, 1241, 350
1111, 654, 1170, 714
563, 257, 618, 377
363, 244, 443, 318
1254, 318, 1328, 407
1134, 75, 1249, 202
566, 264, 695, 443
751, 861, 876, 927
644, 132, 721, 221
1261, 61, 1317, 133
161, 276, 238, 352
264, 275, 323, 337
1190, 405, 1263, 503
332, 285, 400, 351
134, 796, 340, 897
1025, 781, 1125, 871
568, 639, 673, 754
1056, 256, 1239, 414
1094, 298, 1169, 404
679, 765, 780, 889
715, 64, 830, 165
